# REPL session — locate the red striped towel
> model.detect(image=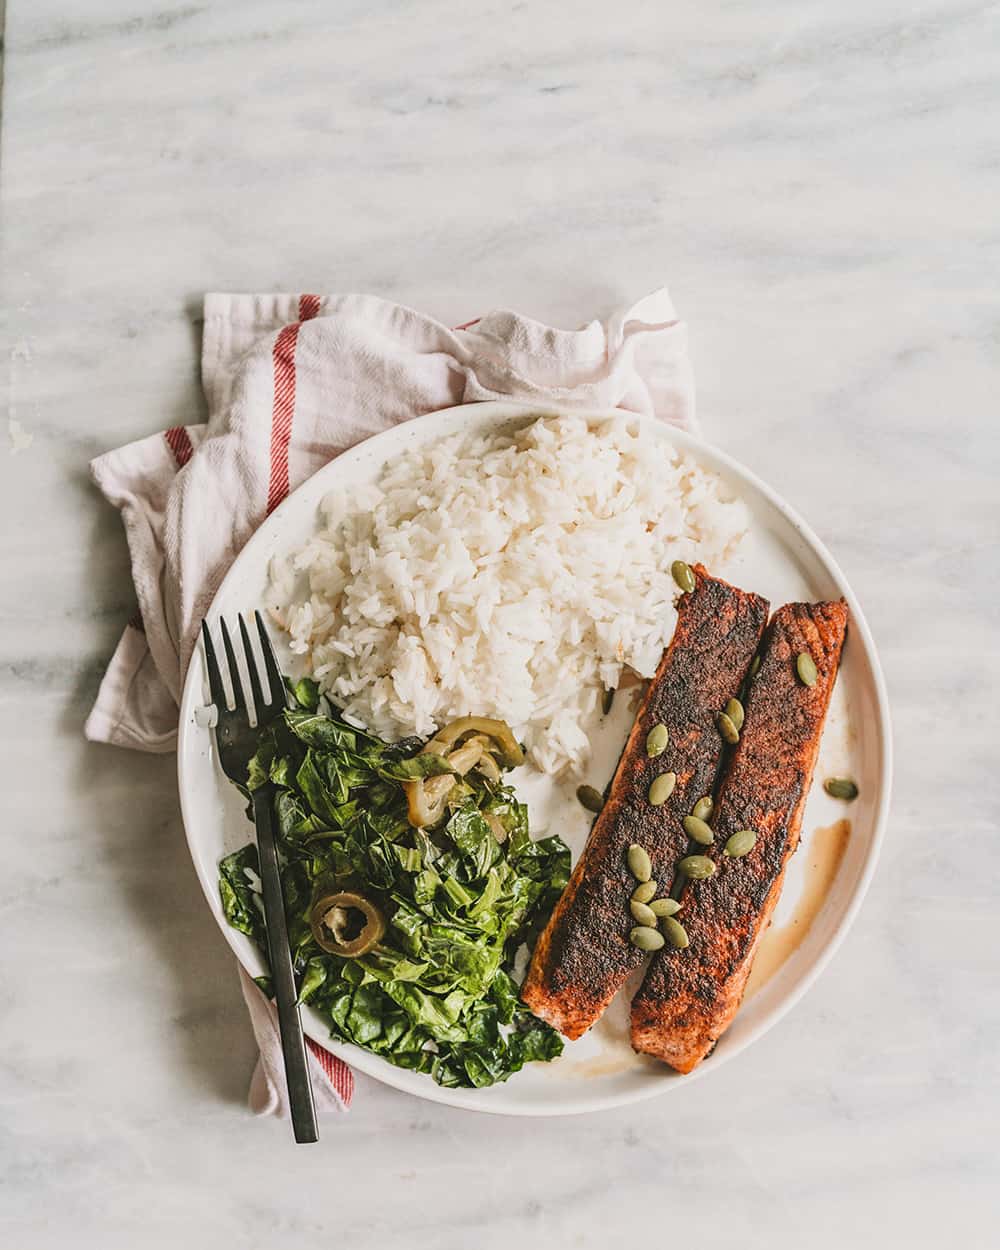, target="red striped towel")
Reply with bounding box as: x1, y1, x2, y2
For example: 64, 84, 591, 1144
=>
86, 288, 696, 1116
